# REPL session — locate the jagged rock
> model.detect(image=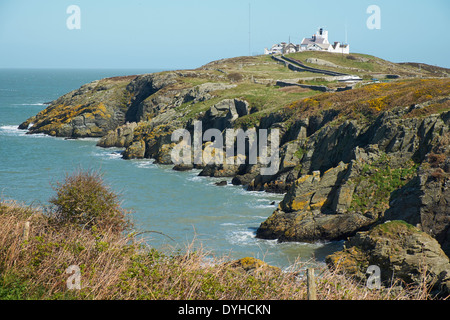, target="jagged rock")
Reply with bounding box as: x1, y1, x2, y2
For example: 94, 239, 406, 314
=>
247, 140, 302, 193
182, 83, 237, 104
18, 57, 450, 269
255, 145, 416, 242
256, 160, 375, 242
227, 257, 280, 275
384, 148, 450, 257
157, 143, 177, 164
173, 164, 194, 171
231, 164, 262, 186
127, 123, 179, 164
135, 82, 237, 124
127, 72, 178, 122
279, 162, 349, 213
97, 122, 138, 148
232, 173, 254, 186
122, 139, 146, 159
202, 98, 249, 131
247, 169, 297, 194
20, 76, 138, 138
326, 221, 450, 296
199, 163, 245, 178
256, 208, 373, 242
302, 119, 361, 174
256, 107, 450, 242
